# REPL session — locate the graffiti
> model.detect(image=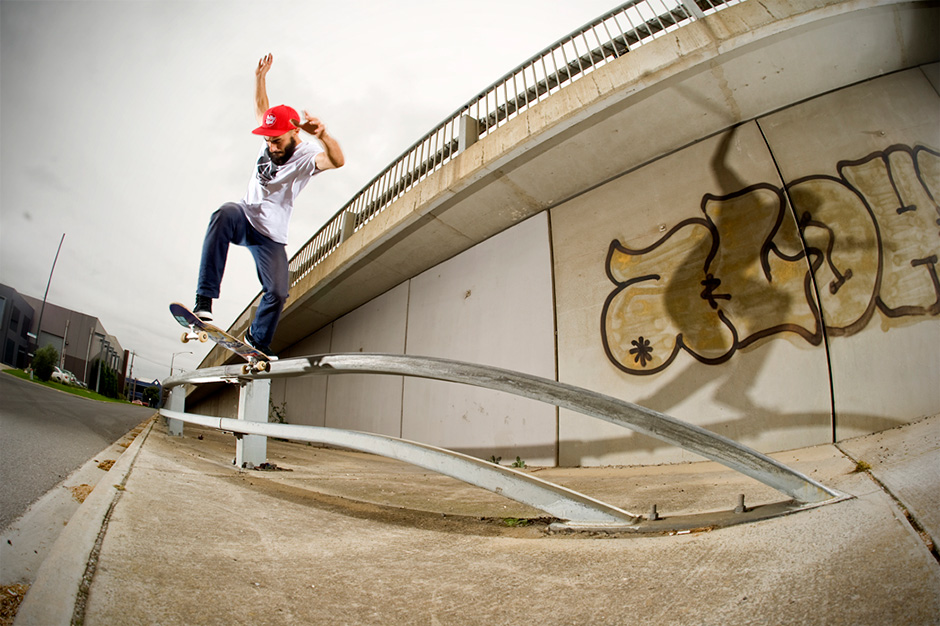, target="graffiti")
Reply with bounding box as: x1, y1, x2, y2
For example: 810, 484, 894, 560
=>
602, 144, 940, 375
